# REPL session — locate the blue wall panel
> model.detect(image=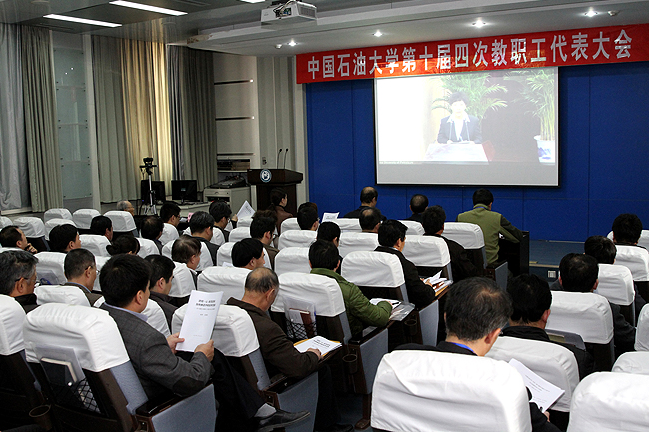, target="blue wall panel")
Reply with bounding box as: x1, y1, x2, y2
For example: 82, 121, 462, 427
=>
306, 62, 648, 241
